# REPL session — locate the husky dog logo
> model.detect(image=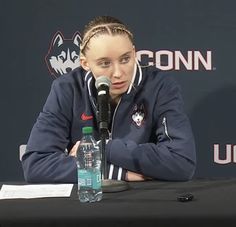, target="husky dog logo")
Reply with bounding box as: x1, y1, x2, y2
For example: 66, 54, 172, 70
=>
131, 104, 146, 127
45, 31, 81, 77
